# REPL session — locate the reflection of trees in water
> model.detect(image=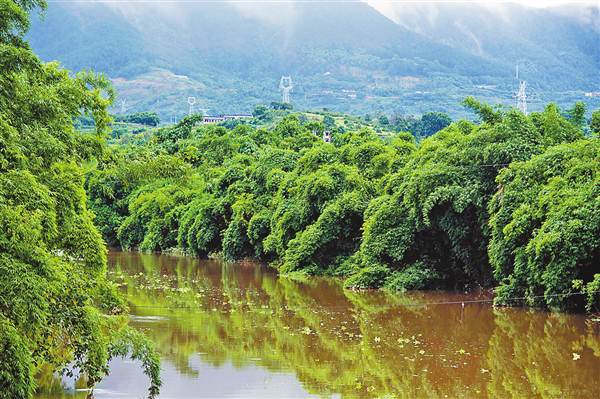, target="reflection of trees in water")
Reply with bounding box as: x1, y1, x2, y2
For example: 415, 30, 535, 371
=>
111, 252, 599, 398
34, 364, 90, 399
486, 309, 600, 398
